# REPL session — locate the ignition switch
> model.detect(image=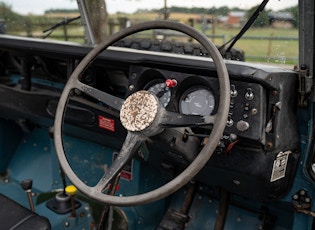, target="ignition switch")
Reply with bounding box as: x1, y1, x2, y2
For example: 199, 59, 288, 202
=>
292, 189, 311, 210
291, 189, 315, 217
